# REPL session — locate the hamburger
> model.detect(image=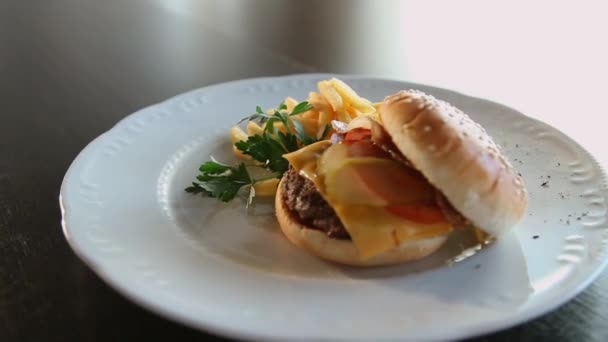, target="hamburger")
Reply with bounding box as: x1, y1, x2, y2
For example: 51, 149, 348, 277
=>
275, 90, 528, 266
